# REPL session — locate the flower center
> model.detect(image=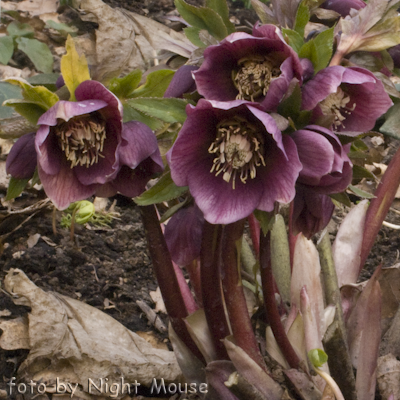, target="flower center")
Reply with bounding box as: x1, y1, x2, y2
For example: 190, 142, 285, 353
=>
208, 116, 266, 189
56, 113, 107, 168
319, 88, 356, 129
232, 55, 281, 102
